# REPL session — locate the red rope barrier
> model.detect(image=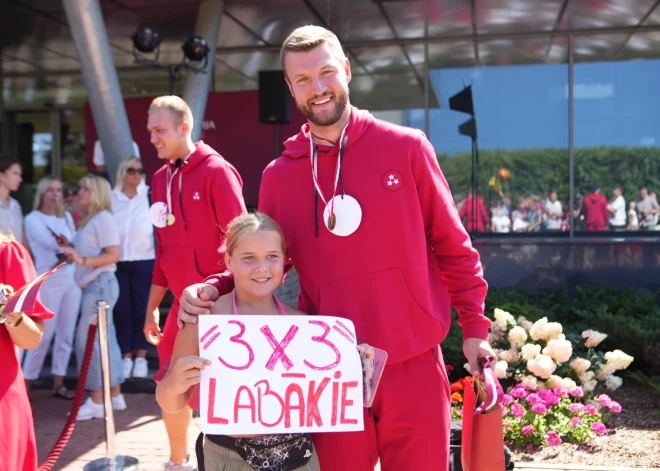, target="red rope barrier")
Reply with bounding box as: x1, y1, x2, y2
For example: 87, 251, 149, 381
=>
38, 323, 98, 471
